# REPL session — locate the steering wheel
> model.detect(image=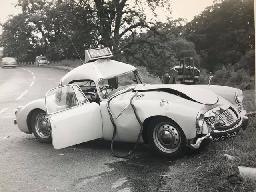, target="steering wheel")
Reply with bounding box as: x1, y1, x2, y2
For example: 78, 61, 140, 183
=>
84, 92, 98, 102
100, 85, 111, 98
